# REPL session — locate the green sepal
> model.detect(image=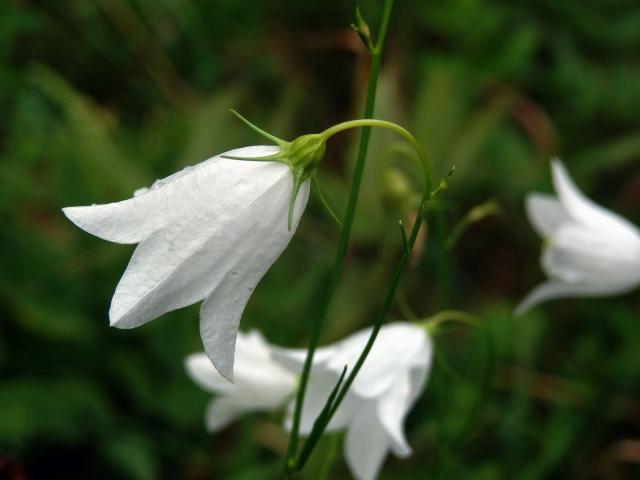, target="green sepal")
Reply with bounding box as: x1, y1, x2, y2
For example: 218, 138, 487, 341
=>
220, 153, 285, 162
312, 175, 343, 227
288, 175, 303, 231
228, 110, 329, 231
228, 109, 287, 146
